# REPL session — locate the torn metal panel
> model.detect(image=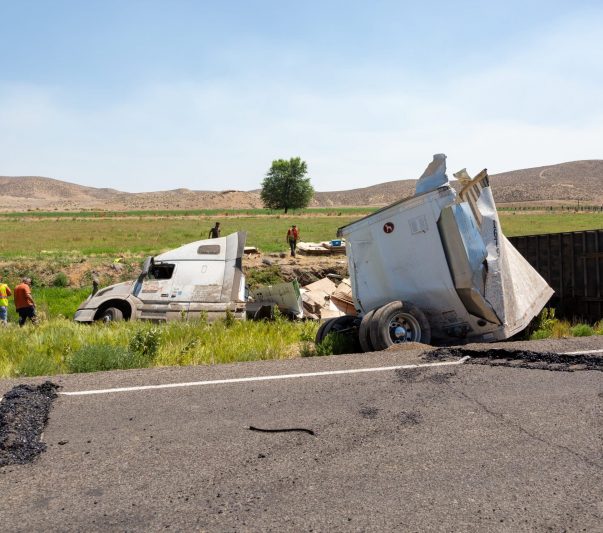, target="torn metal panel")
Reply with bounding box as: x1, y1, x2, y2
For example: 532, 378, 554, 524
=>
250, 280, 304, 319
415, 153, 448, 195
438, 203, 499, 325
472, 184, 554, 338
